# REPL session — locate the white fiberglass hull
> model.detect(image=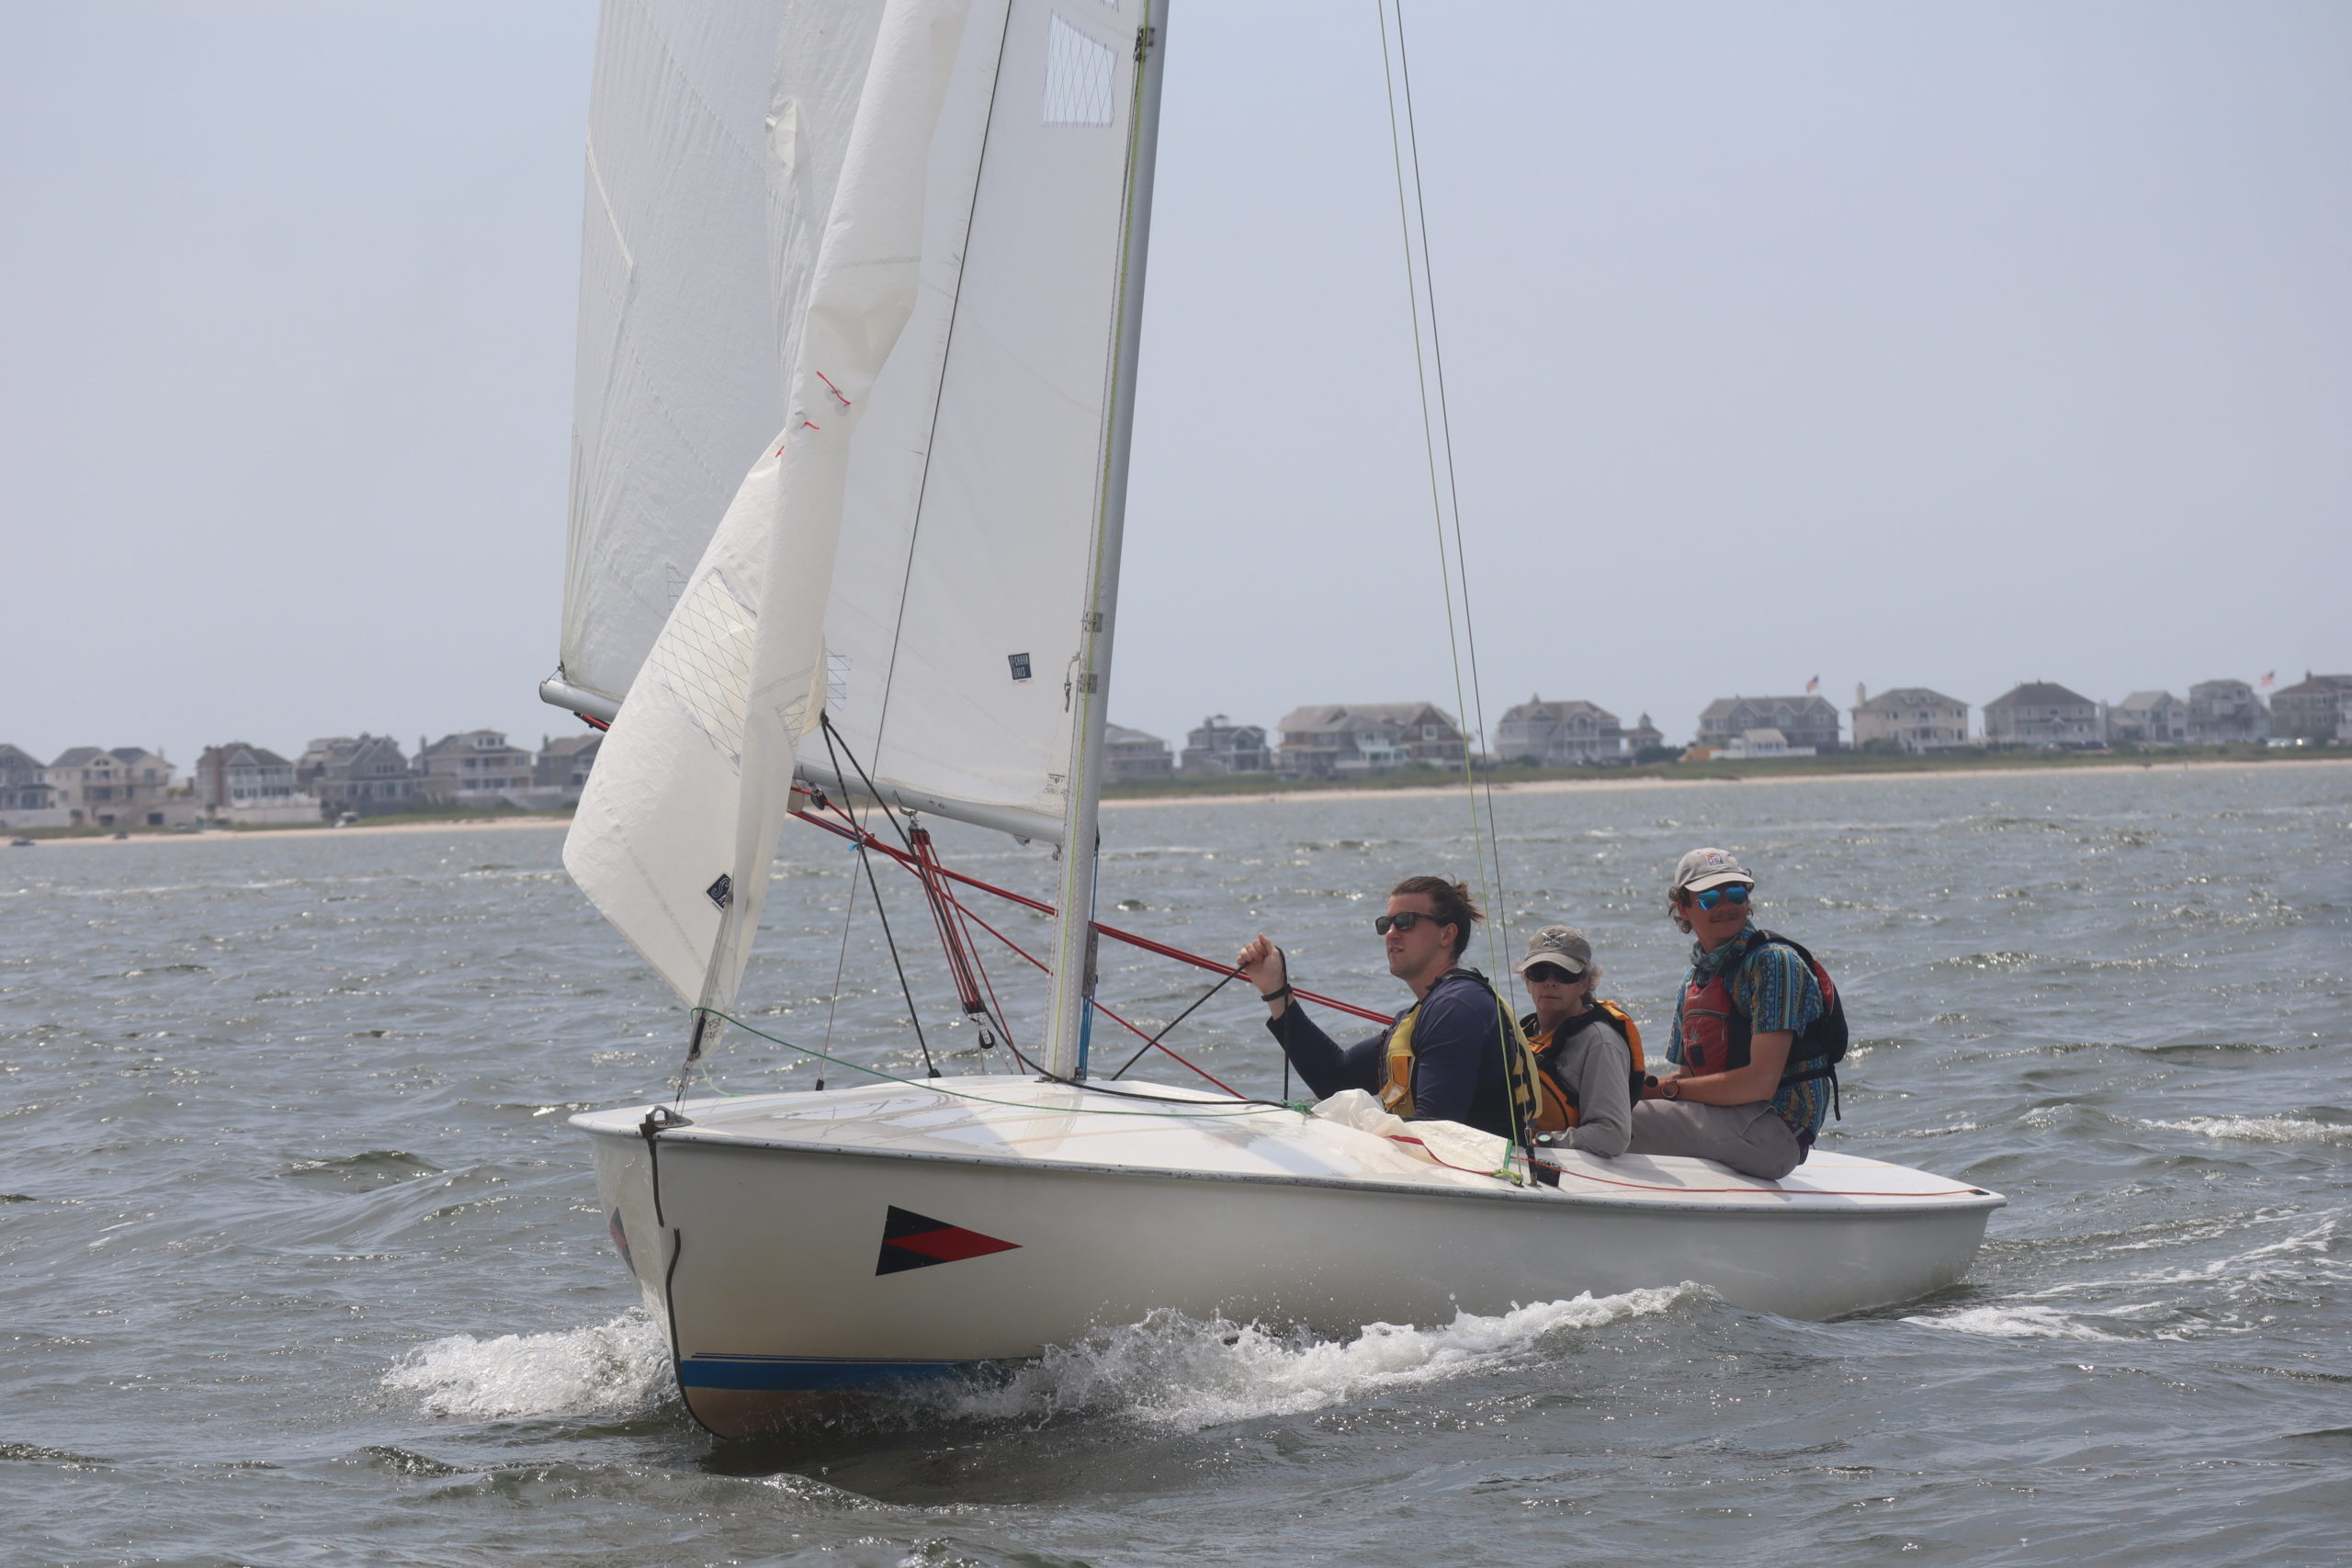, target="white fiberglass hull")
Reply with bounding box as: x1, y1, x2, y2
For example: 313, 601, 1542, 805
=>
576, 1077, 2000, 1438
